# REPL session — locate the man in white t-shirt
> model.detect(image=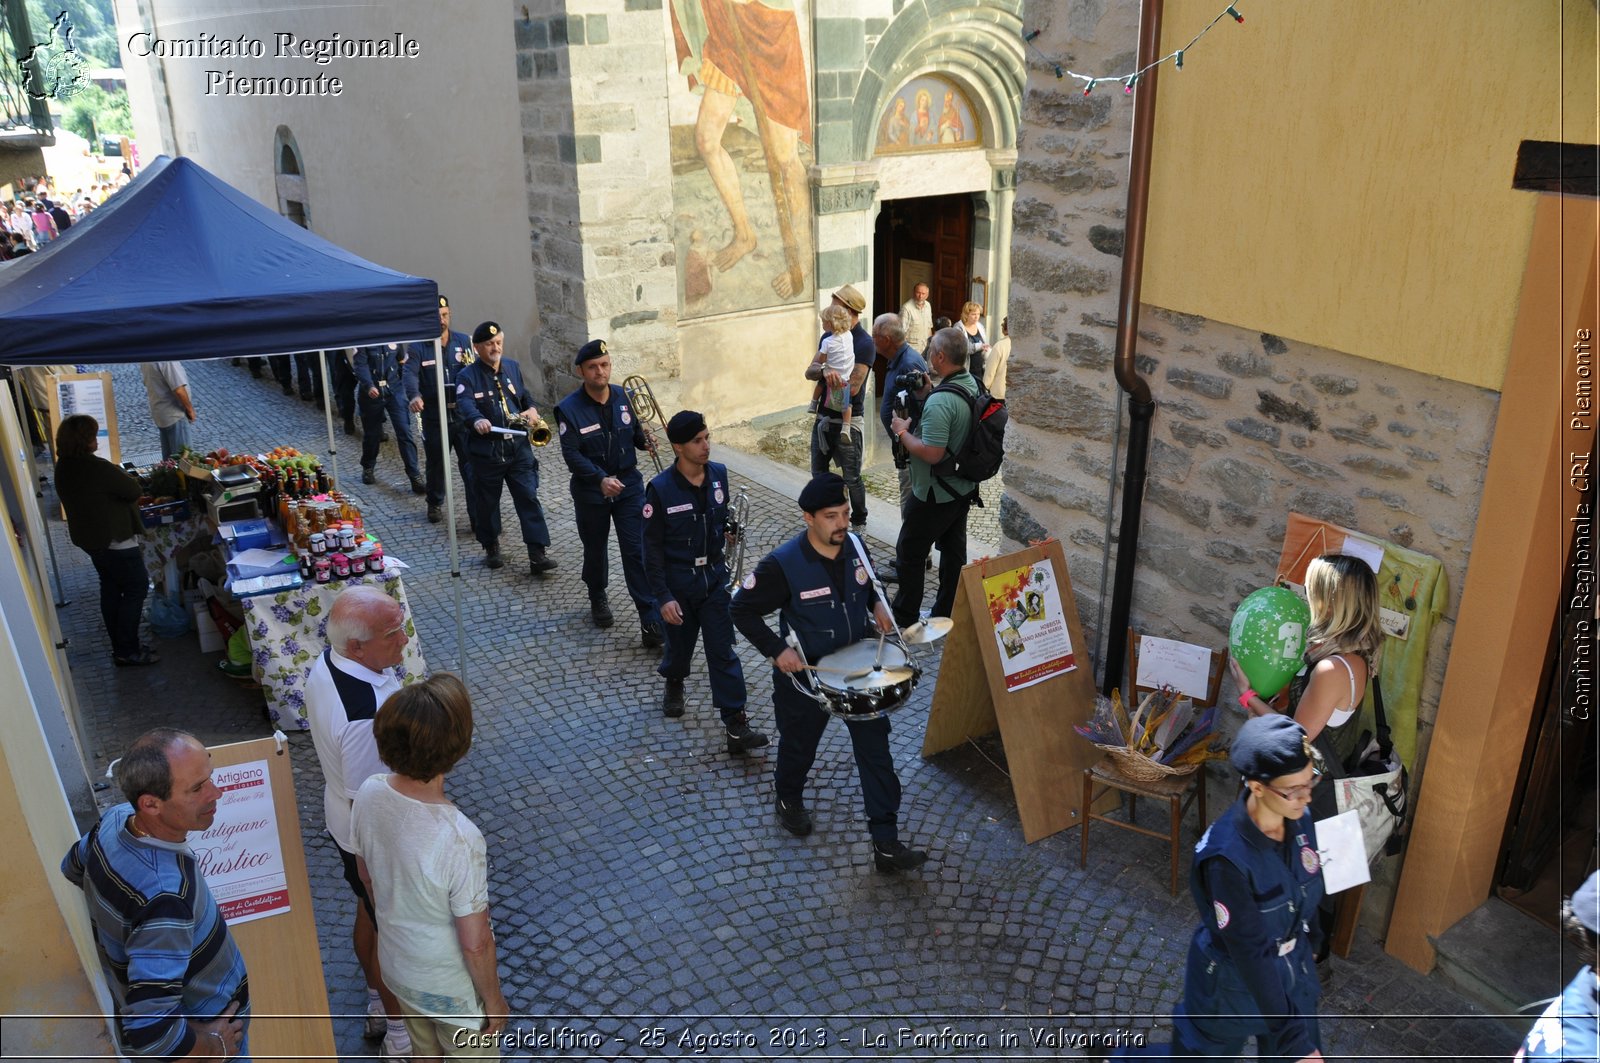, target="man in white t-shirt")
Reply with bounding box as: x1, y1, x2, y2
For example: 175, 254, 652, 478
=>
305, 586, 414, 1060
138, 361, 197, 458
899, 282, 934, 353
